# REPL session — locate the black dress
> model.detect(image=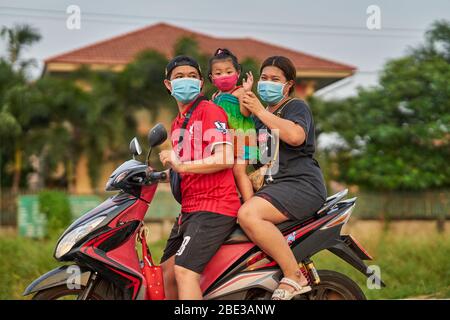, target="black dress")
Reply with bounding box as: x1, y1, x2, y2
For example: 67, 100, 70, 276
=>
252, 98, 327, 221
